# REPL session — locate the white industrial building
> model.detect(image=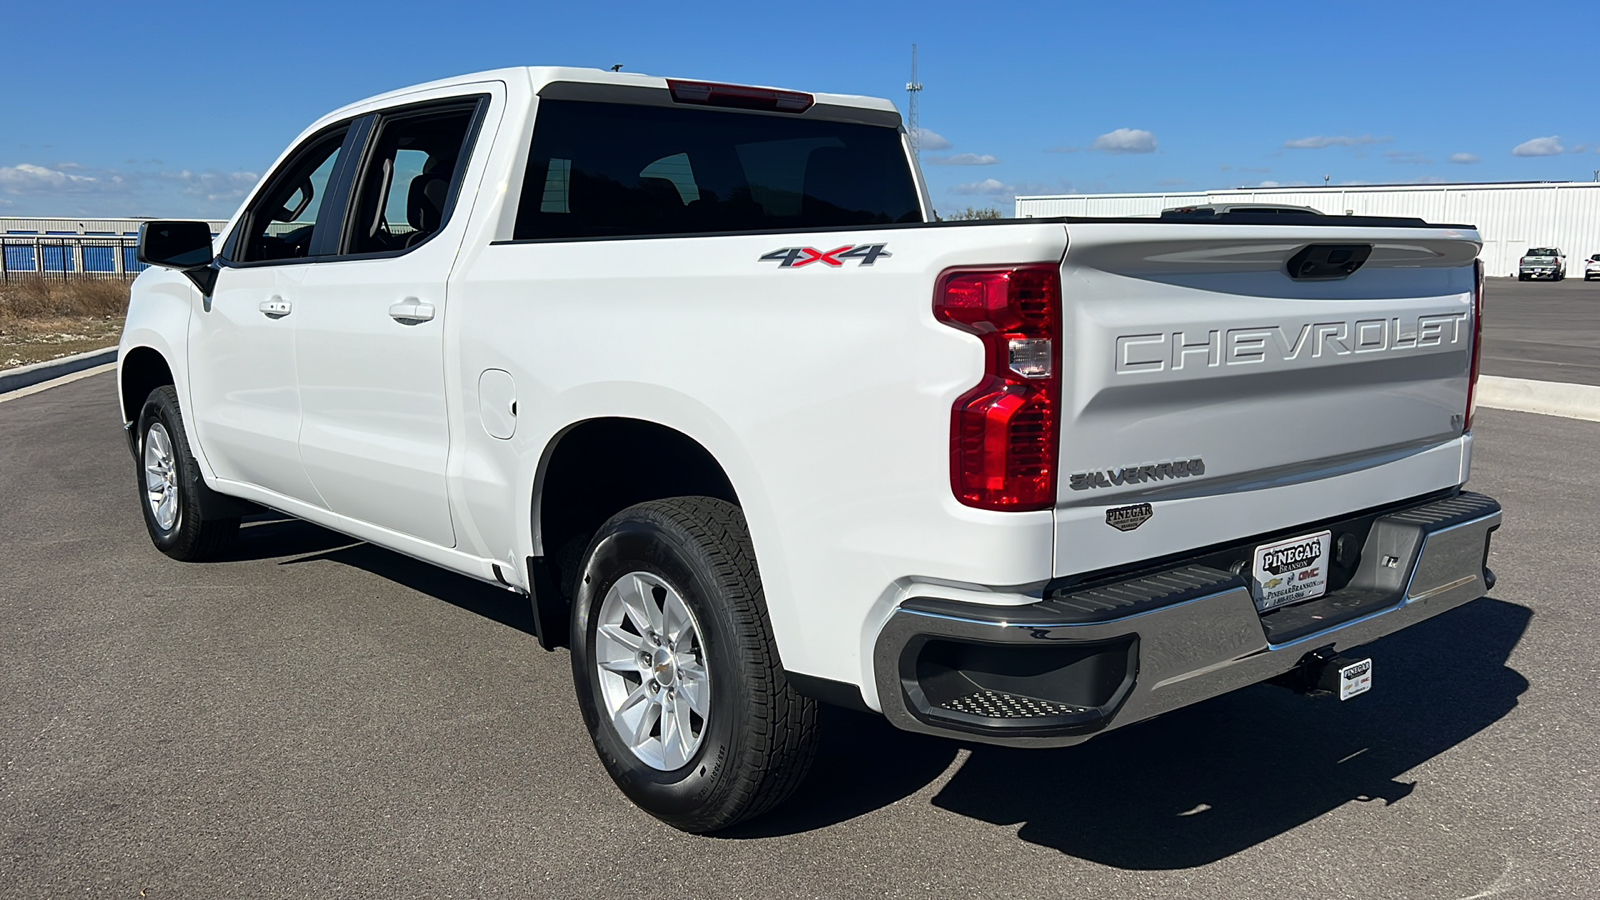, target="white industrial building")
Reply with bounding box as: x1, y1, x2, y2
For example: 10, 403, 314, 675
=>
1015, 181, 1600, 278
